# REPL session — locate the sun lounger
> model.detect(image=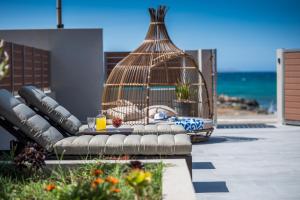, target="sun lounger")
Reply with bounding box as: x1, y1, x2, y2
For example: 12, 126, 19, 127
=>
0, 89, 192, 174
